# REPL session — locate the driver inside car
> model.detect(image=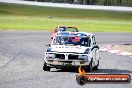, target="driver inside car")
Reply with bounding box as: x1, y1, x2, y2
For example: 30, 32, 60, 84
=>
61, 37, 70, 45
